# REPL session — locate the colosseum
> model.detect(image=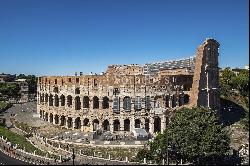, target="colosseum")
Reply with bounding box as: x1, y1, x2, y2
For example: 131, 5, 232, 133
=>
37, 38, 220, 137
